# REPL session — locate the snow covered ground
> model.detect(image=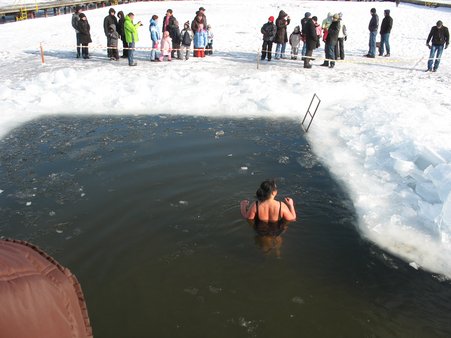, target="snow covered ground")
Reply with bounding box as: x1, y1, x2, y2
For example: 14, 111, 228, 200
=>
0, 0, 450, 278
